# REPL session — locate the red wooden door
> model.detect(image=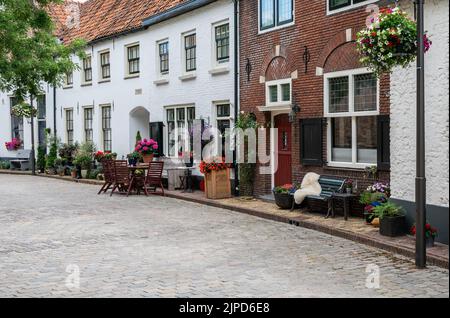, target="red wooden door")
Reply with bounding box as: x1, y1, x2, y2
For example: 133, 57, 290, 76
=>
274, 114, 292, 186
